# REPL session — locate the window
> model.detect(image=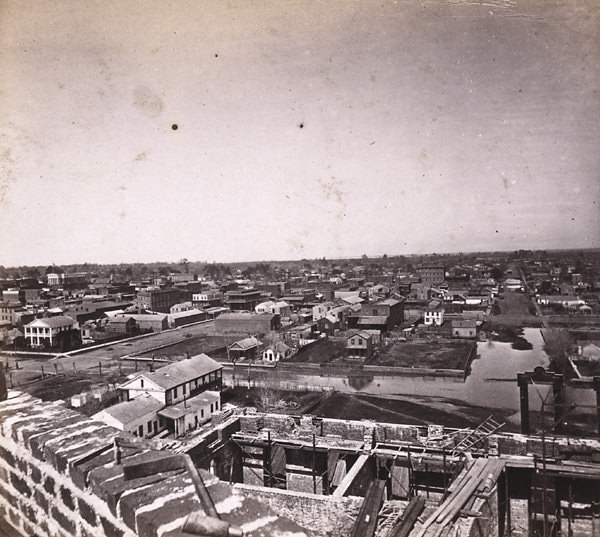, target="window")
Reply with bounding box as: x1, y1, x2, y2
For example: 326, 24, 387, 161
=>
138, 425, 144, 436
201, 409, 204, 418
173, 387, 178, 398
210, 403, 214, 413
140, 379, 144, 388
183, 383, 186, 395
147, 421, 152, 434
